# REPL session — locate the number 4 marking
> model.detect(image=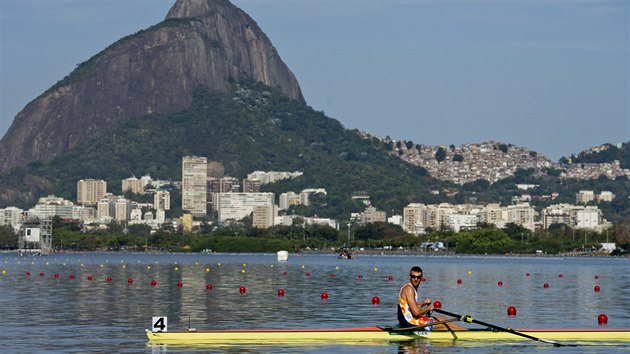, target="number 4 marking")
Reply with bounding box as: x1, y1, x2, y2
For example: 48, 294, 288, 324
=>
152, 316, 168, 332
